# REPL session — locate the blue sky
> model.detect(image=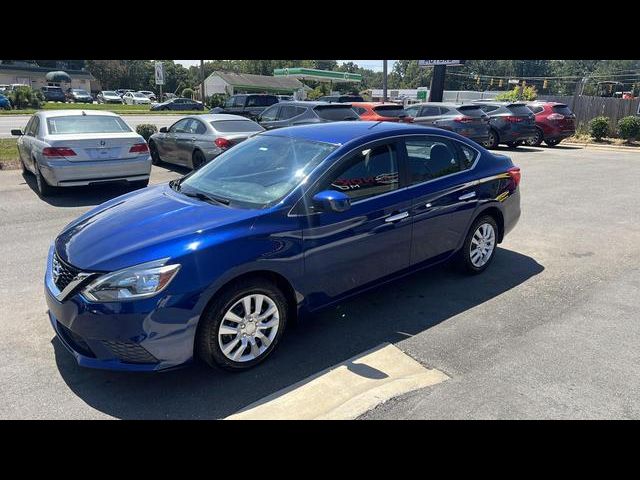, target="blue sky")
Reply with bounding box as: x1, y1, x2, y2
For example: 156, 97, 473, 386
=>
174, 60, 397, 72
